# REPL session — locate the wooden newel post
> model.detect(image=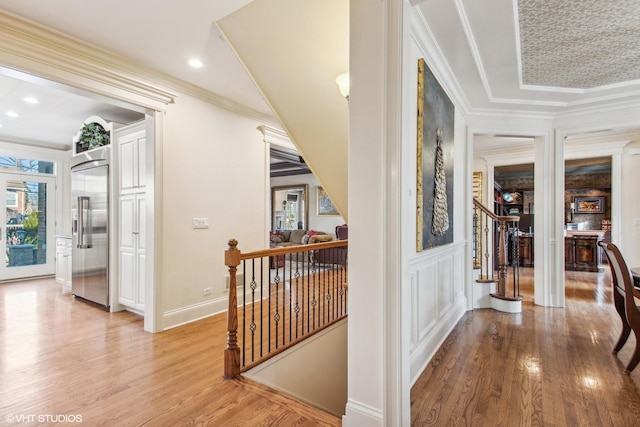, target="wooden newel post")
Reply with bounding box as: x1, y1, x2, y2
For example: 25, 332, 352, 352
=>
224, 239, 241, 379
